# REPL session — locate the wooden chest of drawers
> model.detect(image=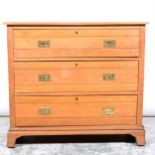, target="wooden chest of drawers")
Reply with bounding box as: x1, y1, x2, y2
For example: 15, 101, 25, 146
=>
6, 22, 146, 147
